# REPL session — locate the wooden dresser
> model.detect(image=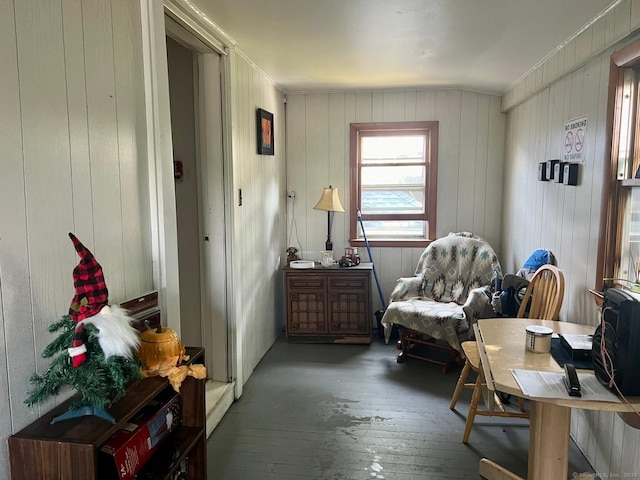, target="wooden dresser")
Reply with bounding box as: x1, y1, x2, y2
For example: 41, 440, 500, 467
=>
284, 263, 373, 343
